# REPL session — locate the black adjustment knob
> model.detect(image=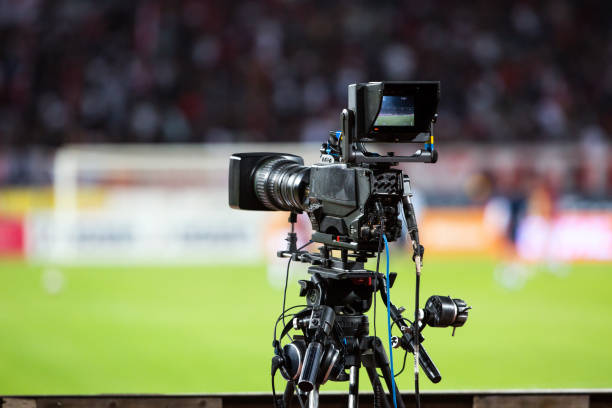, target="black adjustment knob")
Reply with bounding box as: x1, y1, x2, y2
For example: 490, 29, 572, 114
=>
298, 280, 310, 297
